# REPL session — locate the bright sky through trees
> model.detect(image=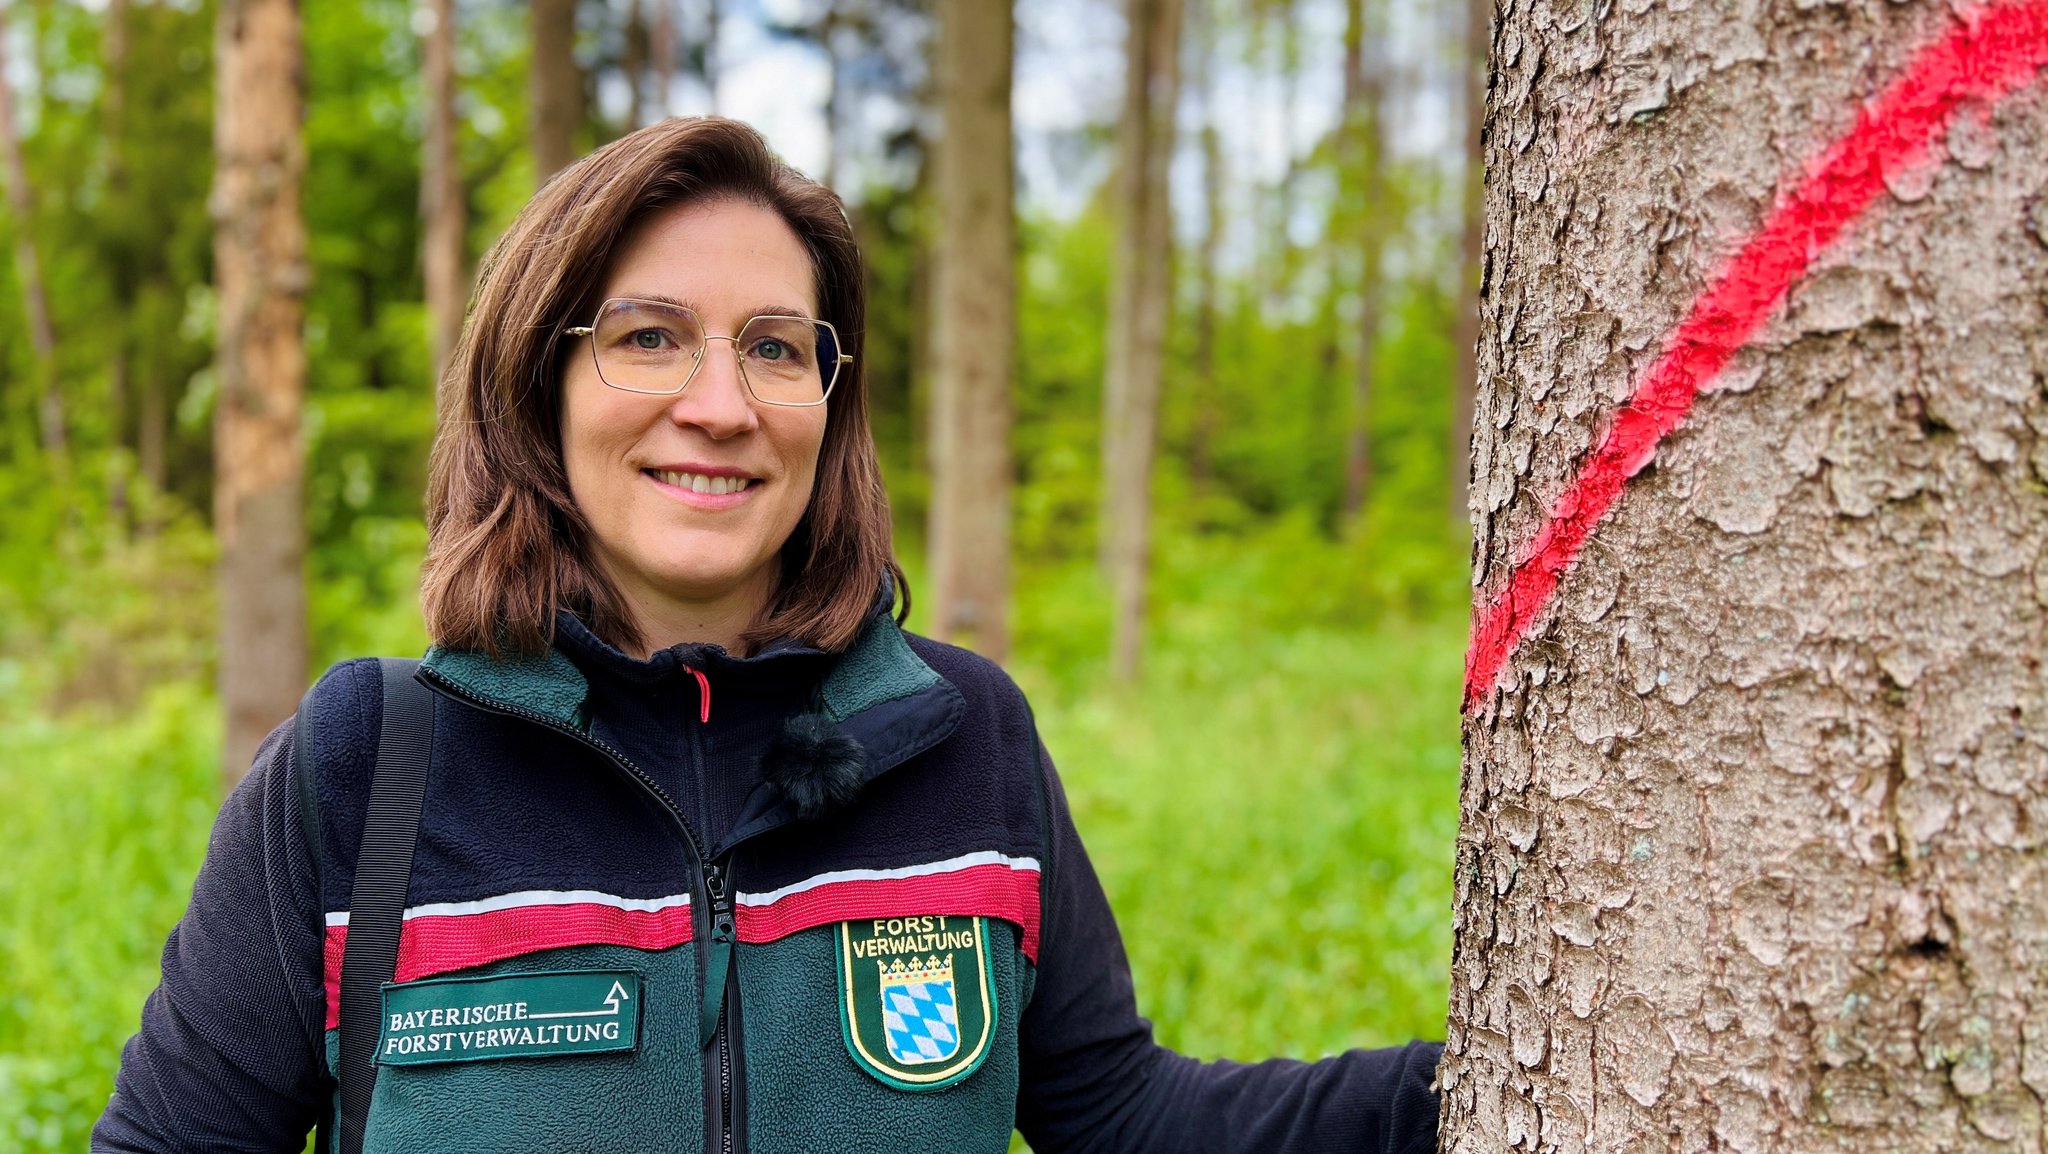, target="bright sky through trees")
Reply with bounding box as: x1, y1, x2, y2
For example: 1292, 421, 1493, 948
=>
594, 0, 1458, 231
